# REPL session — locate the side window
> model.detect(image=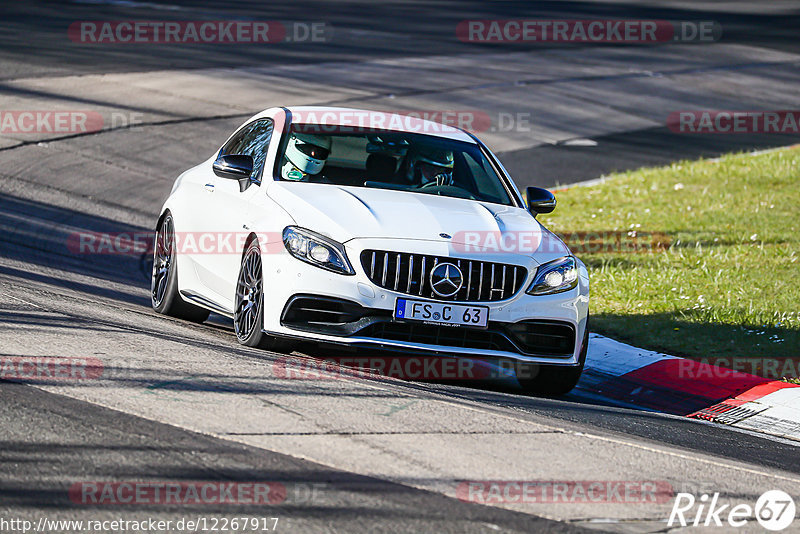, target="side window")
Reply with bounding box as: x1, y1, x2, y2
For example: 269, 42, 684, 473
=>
220, 119, 274, 178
